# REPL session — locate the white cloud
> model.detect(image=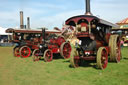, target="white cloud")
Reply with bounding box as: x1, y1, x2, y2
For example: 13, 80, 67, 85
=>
0, 10, 19, 28
0, 0, 70, 28
0, 0, 128, 29
30, 10, 84, 29
91, 0, 128, 23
